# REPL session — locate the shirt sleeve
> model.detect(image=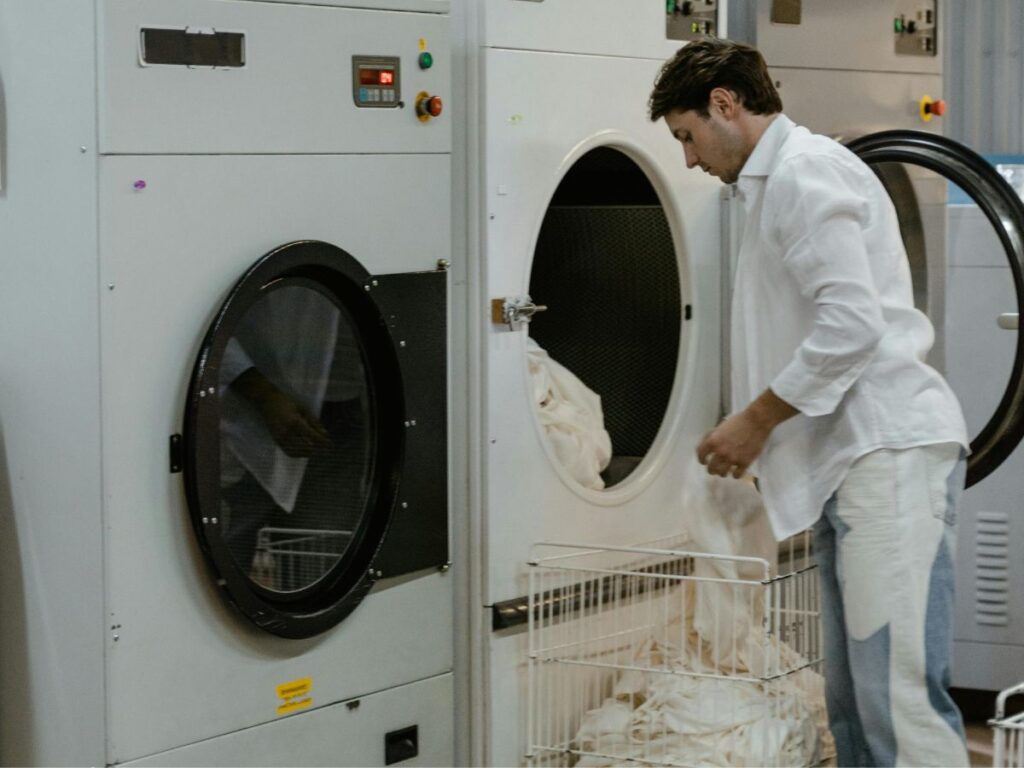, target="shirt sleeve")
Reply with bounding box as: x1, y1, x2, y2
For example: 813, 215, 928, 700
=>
765, 152, 885, 417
